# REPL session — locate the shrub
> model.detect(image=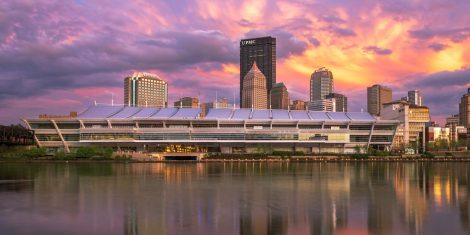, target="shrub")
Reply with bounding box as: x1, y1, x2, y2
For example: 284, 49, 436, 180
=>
423, 152, 434, 158
23, 147, 47, 158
